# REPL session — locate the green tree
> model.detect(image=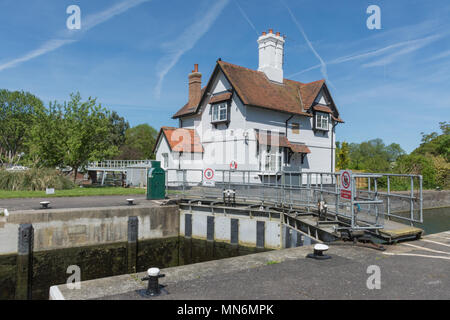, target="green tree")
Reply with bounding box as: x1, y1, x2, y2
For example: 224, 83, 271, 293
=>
30, 93, 119, 181
348, 139, 404, 172
336, 141, 350, 170
108, 111, 129, 148
414, 121, 450, 161
394, 154, 436, 189
0, 89, 45, 164
117, 124, 158, 160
